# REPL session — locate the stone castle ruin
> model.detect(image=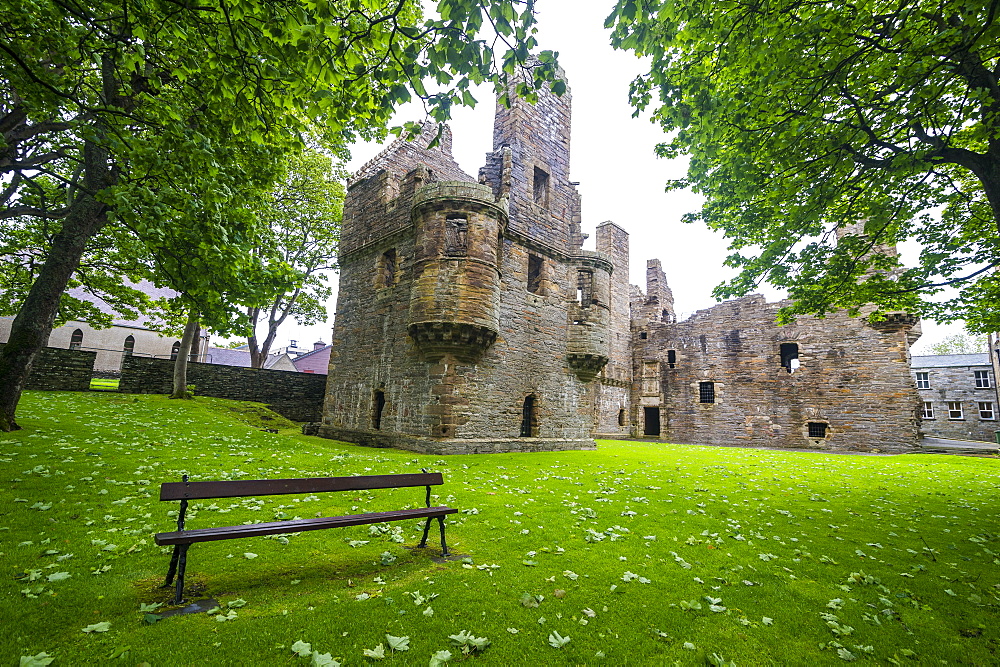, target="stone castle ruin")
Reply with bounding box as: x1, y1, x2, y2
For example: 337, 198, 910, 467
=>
318, 72, 922, 454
